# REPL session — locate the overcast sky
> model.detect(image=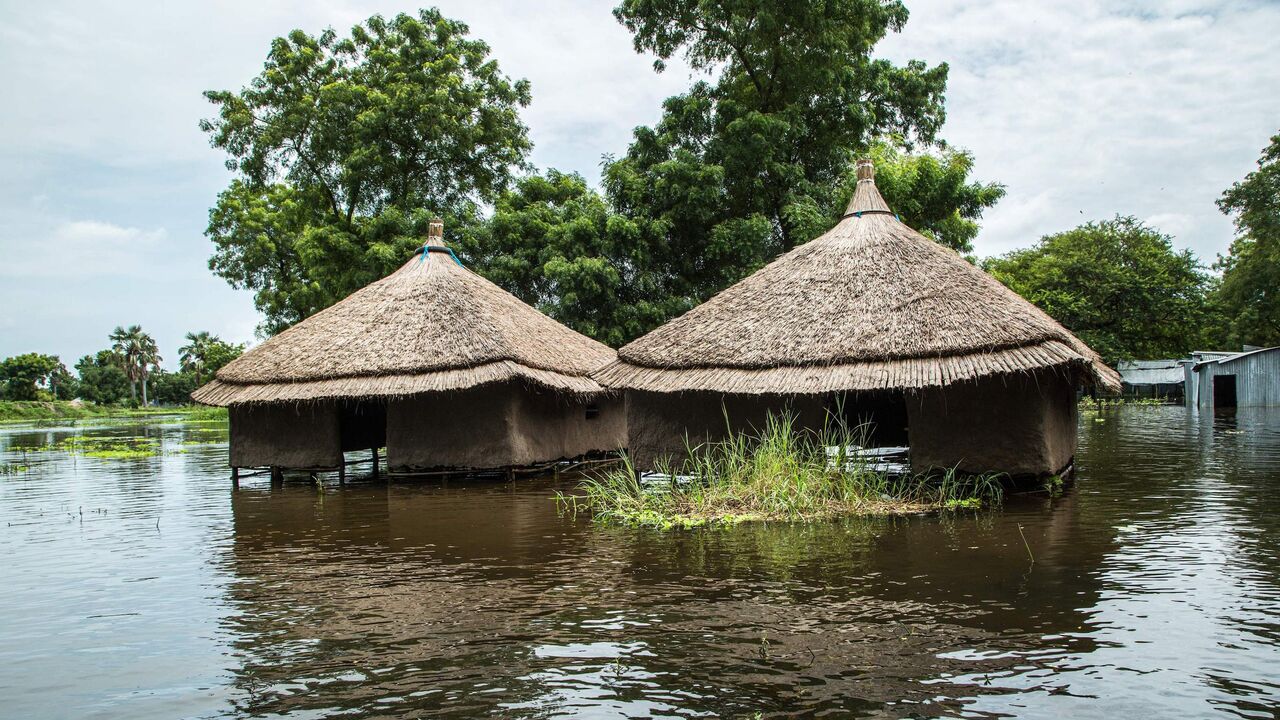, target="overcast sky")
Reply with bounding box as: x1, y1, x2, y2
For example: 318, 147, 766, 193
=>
1, 0, 1277, 367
